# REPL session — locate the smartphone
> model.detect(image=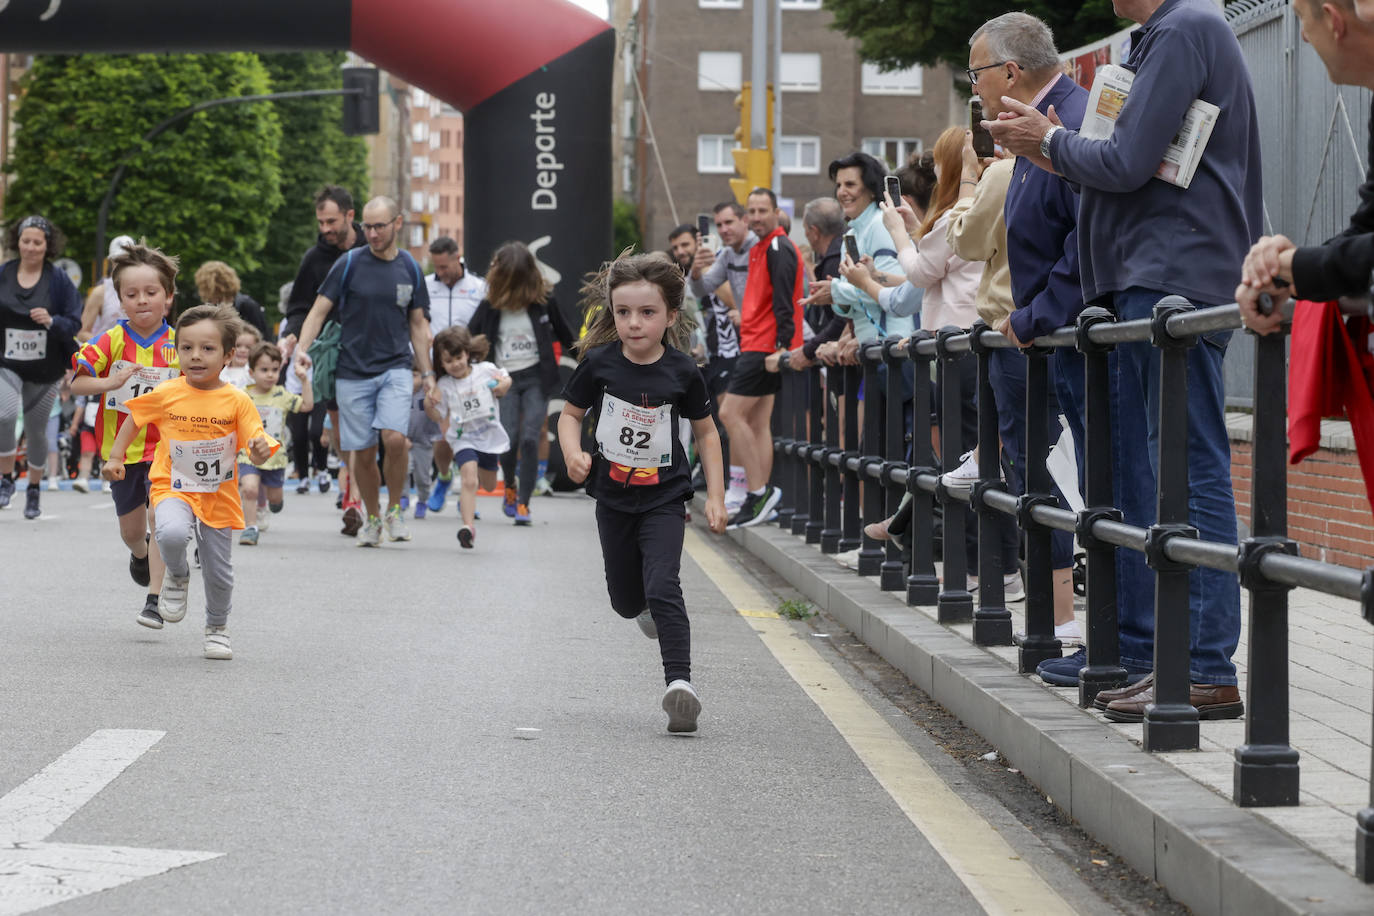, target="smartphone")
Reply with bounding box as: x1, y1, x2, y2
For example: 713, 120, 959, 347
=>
697, 213, 712, 239
969, 98, 995, 159
884, 175, 902, 206
843, 234, 859, 263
